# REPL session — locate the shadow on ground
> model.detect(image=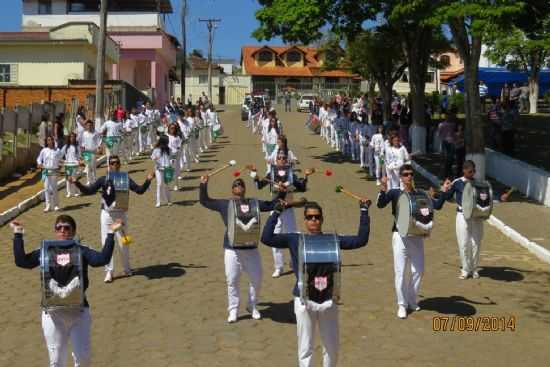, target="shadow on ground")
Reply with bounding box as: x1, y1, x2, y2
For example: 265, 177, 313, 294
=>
258, 300, 296, 324
133, 262, 186, 280
419, 295, 496, 316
